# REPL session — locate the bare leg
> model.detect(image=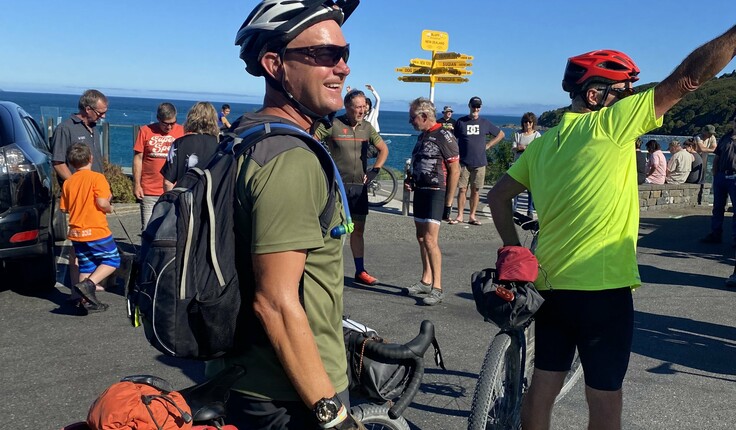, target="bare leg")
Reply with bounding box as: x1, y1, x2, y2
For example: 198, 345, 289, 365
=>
415, 222, 432, 285
469, 186, 480, 221
79, 264, 117, 289
350, 220, 365, 259
586, 386, 623, 430
456, 187, 467, 222
521, 369, 566, 430
416, 221, 442, 290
